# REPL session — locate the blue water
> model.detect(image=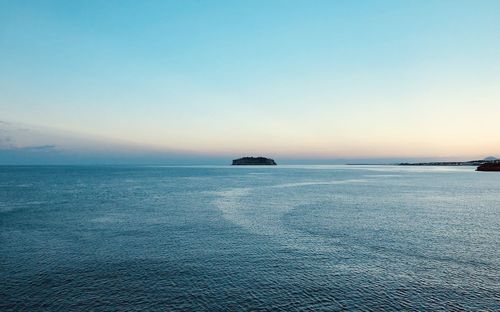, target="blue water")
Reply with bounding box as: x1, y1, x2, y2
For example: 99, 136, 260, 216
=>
1, 165, 499, 311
